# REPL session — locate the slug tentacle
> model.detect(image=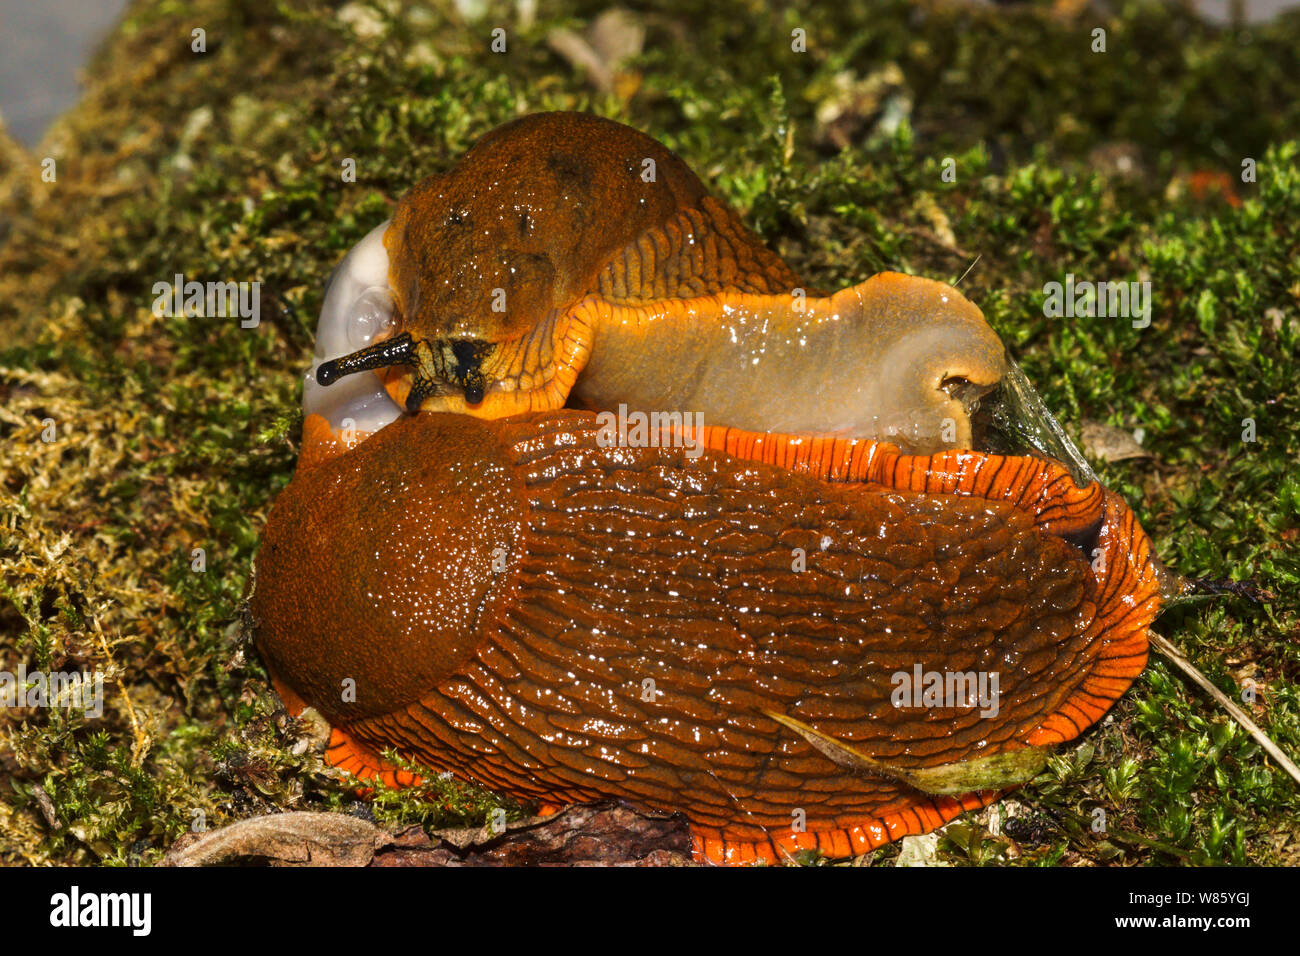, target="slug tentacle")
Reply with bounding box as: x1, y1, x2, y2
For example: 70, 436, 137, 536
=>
316, 331, 417, 386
